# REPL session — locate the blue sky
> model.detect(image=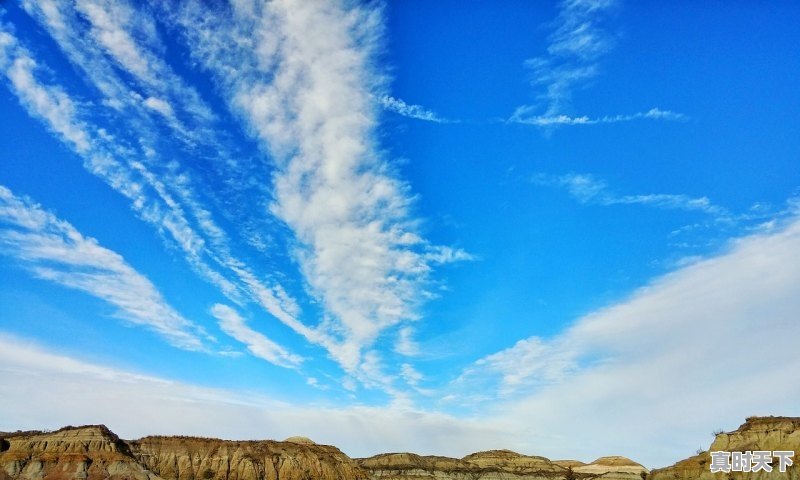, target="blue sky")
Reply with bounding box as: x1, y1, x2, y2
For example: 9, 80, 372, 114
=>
1, 0, 799, 468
